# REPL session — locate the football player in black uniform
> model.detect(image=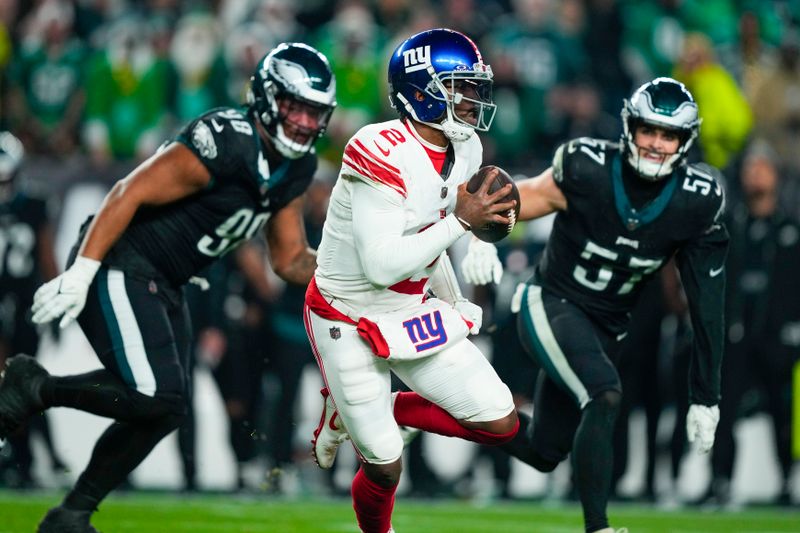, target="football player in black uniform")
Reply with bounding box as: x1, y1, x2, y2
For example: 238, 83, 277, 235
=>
0, 43, 336, 533
0, 131, 67, 486
0, 132, 59, 366
463, 78, 728, 533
